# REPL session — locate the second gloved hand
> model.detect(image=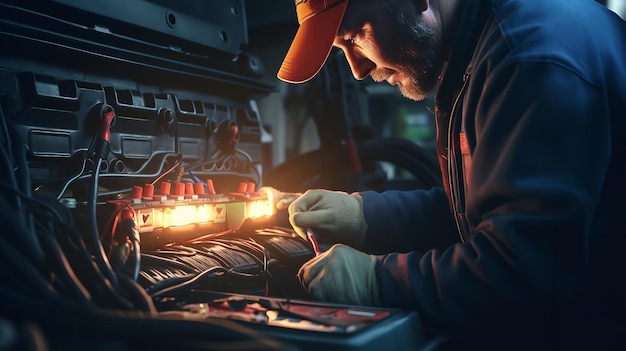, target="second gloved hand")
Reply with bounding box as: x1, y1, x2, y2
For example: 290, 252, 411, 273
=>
288, 189, 367, 248
298, 244, 380, 306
